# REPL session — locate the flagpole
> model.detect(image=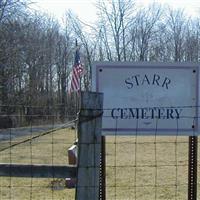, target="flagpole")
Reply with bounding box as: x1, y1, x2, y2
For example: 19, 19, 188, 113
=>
69, 38, 84, 119
75, 39, 79, 118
